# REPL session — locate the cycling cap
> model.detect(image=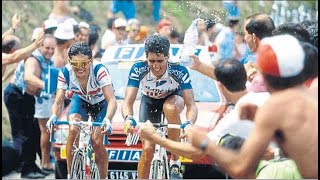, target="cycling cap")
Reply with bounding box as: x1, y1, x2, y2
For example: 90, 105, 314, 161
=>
54, 22, 75, 40
257, 34, 305, 78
